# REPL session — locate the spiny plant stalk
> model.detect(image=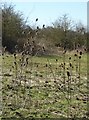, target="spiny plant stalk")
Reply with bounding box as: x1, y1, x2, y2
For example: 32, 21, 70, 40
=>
63, 49, 66, 88
13, 53, 19, 106
68, 57, 73, 101
68, 57, 73, 118
66, 69, 71, 118
22, 57, 29, 108
27, 55, 33, 112
78, 51, 82, 87
14, 60, 18, 79
55, 58, 58, 79
45, 63, 48, 83
77, 51, 82, 116
75, 50, 79, 76
73, 51, 78, 117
